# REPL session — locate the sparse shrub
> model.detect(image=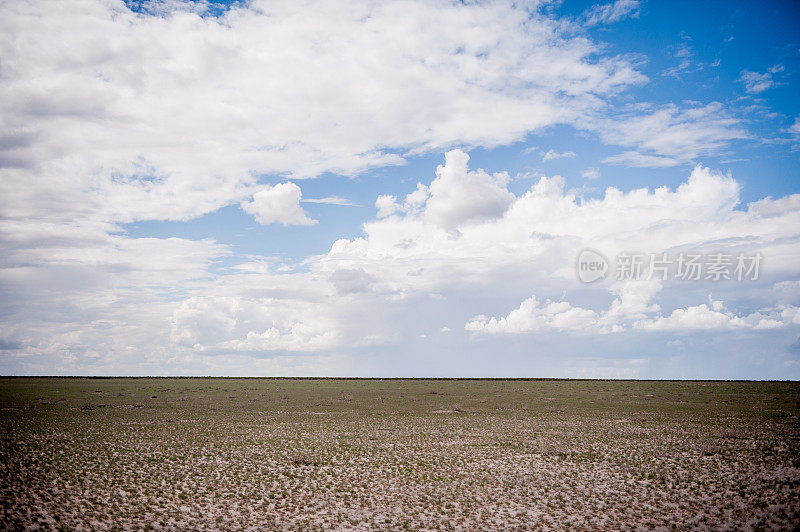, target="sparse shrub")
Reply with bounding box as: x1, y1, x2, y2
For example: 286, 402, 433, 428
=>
701, 447, 721, 457
291, 454, 317, 467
